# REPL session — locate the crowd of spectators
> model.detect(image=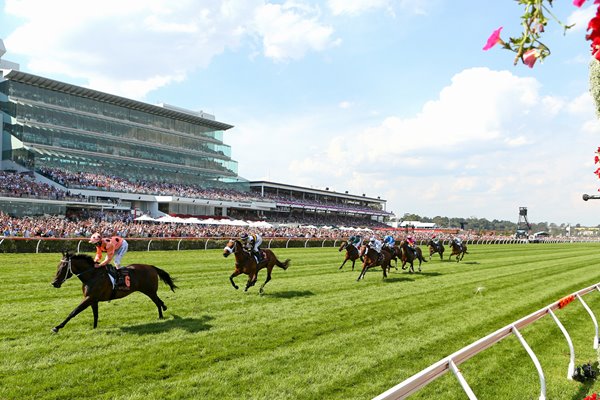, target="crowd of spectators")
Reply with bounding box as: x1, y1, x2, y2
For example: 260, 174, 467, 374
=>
0, 209, 520, 243
0, 171, 84, 202
37, 167, 388, 214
